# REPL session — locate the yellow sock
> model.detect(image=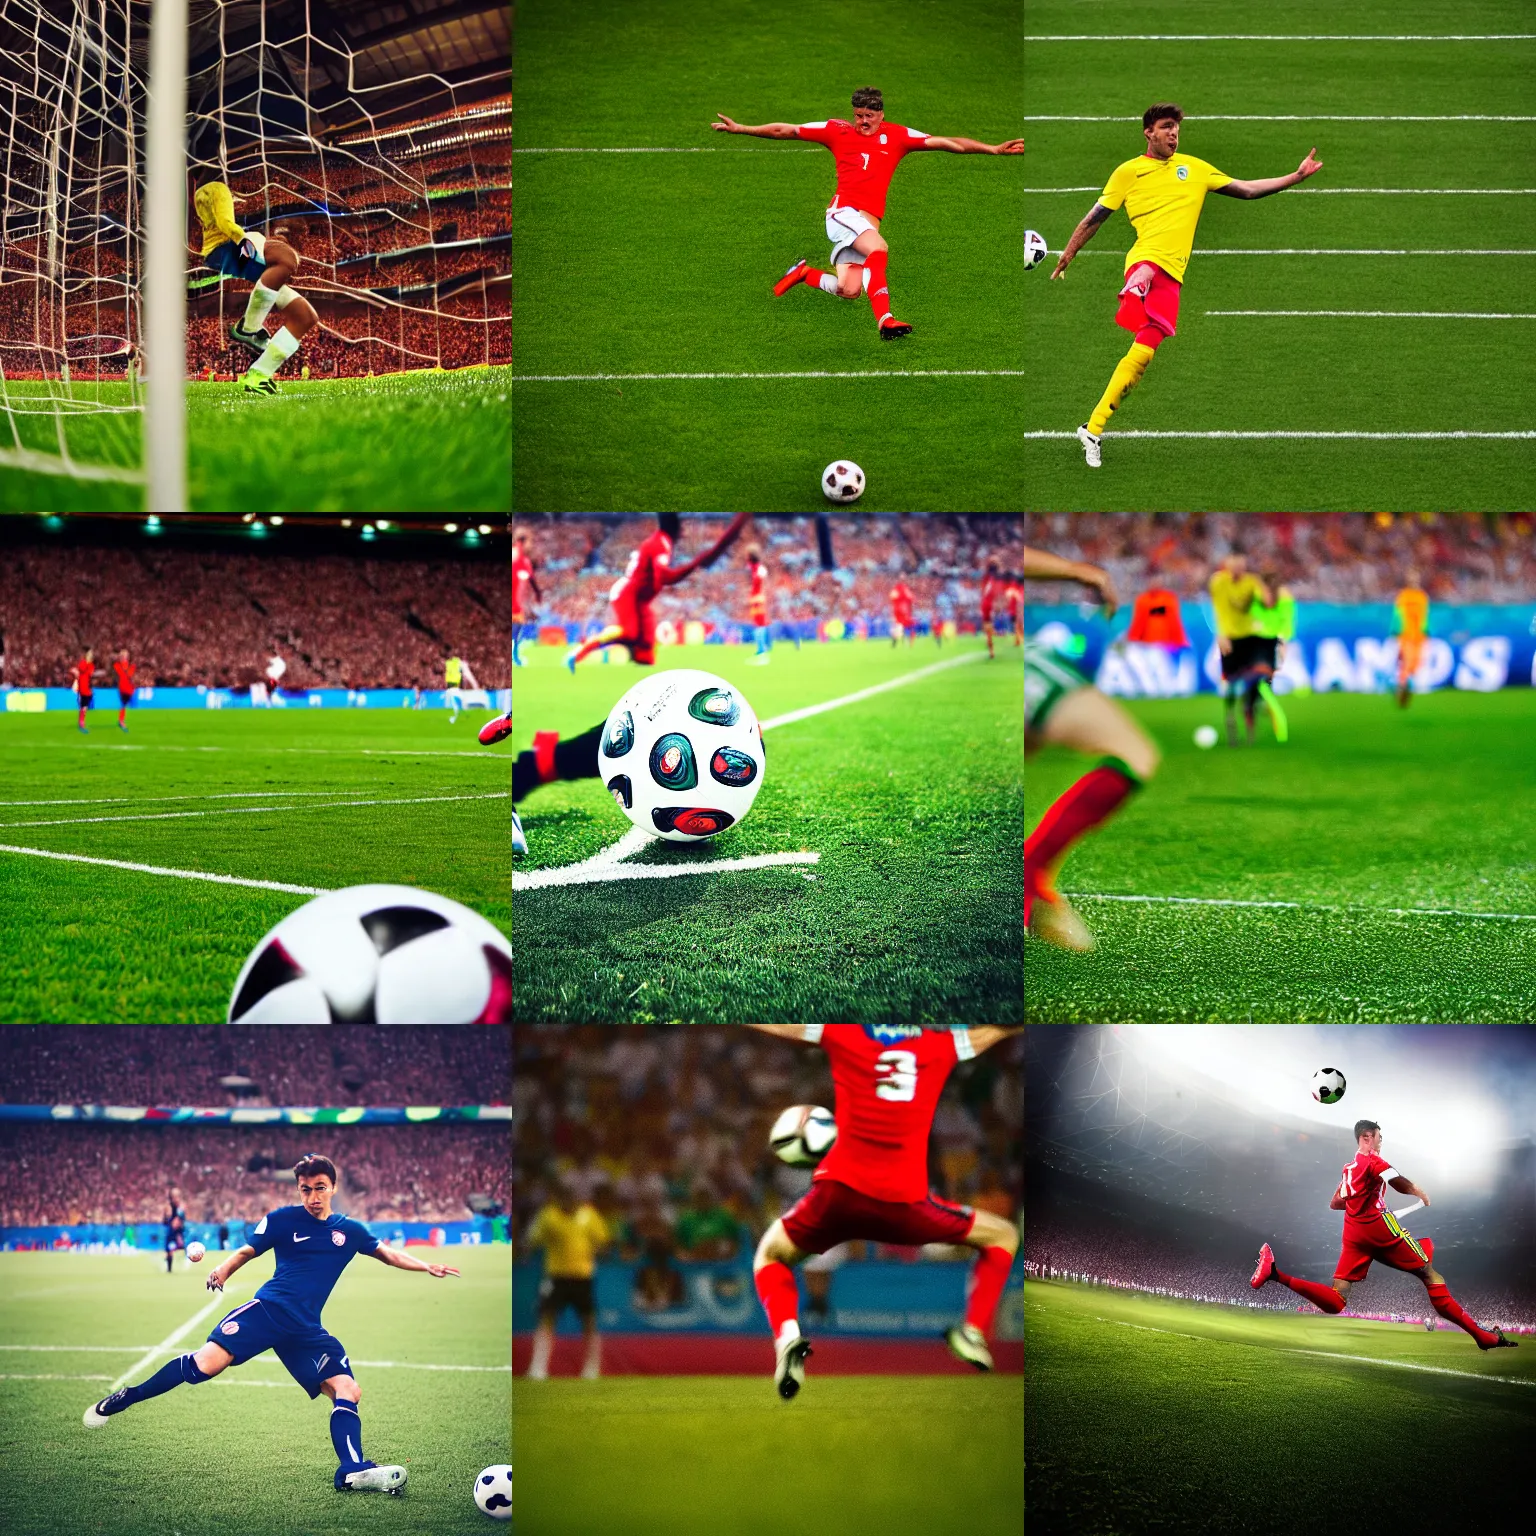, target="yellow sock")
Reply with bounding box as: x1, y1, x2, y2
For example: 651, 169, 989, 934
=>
1087, 342, 1156, 436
